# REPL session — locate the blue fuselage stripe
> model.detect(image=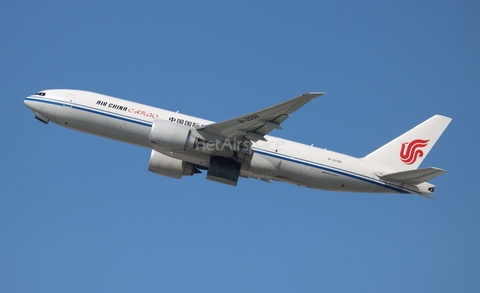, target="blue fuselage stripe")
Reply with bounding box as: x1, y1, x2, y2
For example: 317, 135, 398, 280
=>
252, 148, 412, 194
25, 96, 153, 127
26, 96, 415, 194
